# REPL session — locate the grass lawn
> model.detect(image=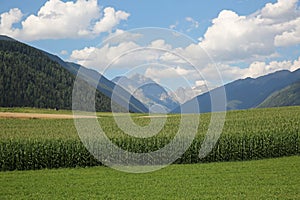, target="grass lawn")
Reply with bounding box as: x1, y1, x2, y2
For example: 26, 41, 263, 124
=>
0, 156, 299, 200
0, 107, 73, 115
